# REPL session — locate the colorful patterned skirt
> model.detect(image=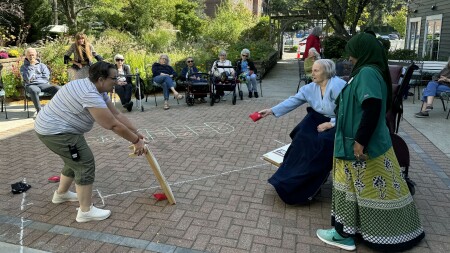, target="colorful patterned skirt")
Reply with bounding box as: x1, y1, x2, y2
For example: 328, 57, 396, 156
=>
331, 147, 425, 251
